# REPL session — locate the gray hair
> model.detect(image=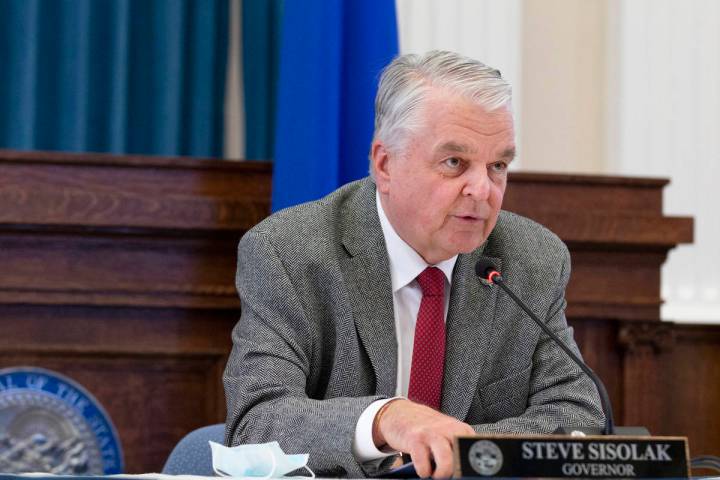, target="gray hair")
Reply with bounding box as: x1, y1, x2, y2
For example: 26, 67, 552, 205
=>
371, 50, 512, 162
